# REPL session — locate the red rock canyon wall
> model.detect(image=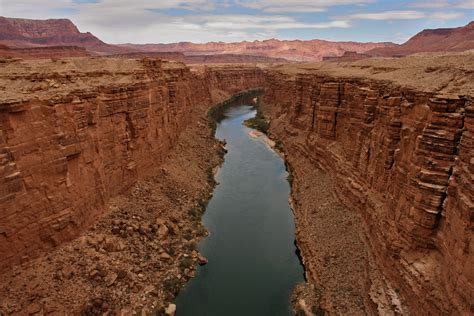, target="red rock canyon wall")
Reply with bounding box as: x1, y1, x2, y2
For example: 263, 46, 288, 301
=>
0, 57, 471, 314
262, 71, 473, 314
0, 59, 265, 270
